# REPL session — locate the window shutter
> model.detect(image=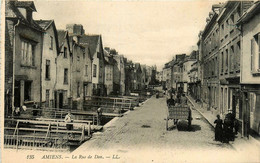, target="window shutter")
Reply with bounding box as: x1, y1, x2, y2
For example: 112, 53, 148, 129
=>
258, 33, 260, 70
251, 38, 255, 72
